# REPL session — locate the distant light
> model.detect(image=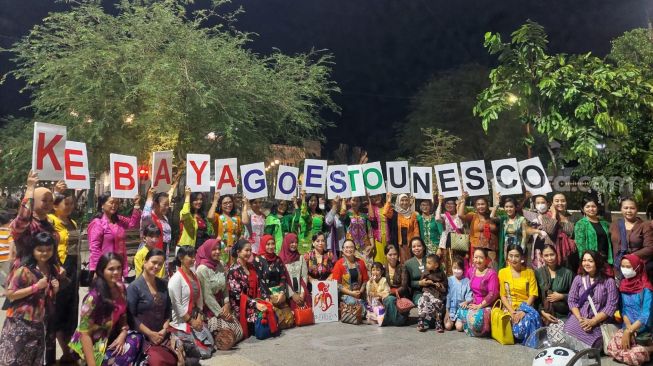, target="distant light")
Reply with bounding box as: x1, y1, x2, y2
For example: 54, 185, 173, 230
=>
206, 132, 217, 141
506, 93, 519, 105
124, 114, 135, 124
70, 110, 79, 117
596, 143, 606, 150
274, 159, 280, 165
85, 117, 93, 123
